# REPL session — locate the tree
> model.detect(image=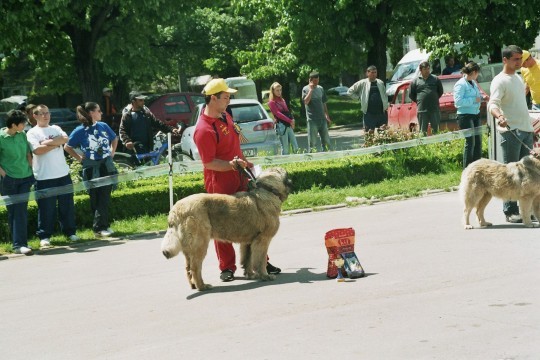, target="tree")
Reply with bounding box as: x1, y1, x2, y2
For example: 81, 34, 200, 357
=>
0, 0, 195, 101
414, 0, 540, 62
233, 0, 425, 83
